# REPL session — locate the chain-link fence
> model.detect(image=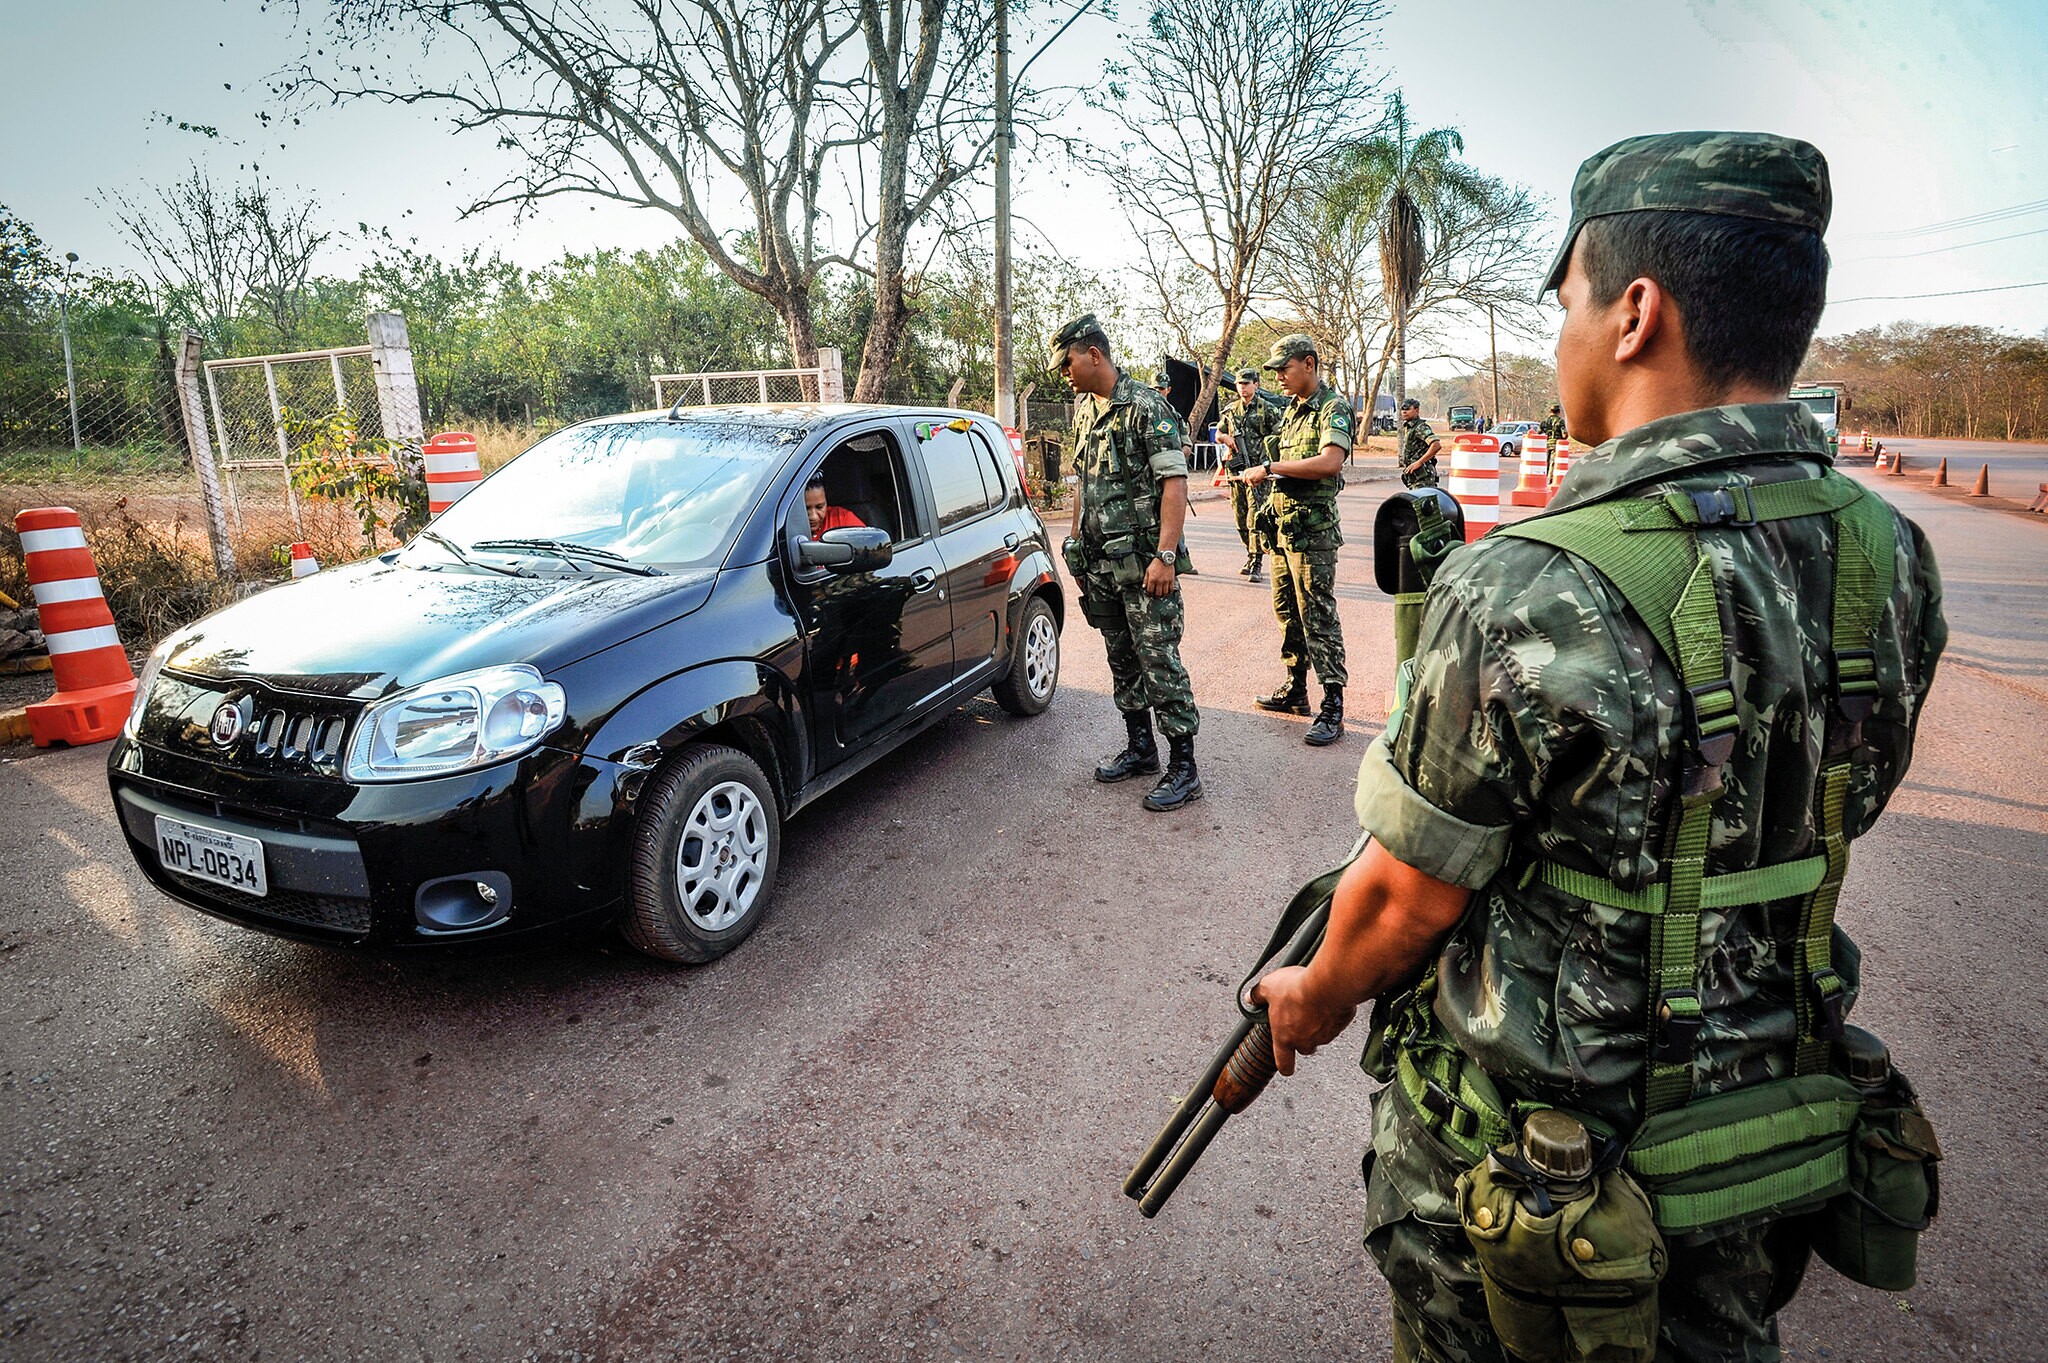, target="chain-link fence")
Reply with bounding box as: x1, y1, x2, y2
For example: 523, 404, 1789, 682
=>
653, 350, 844, 409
